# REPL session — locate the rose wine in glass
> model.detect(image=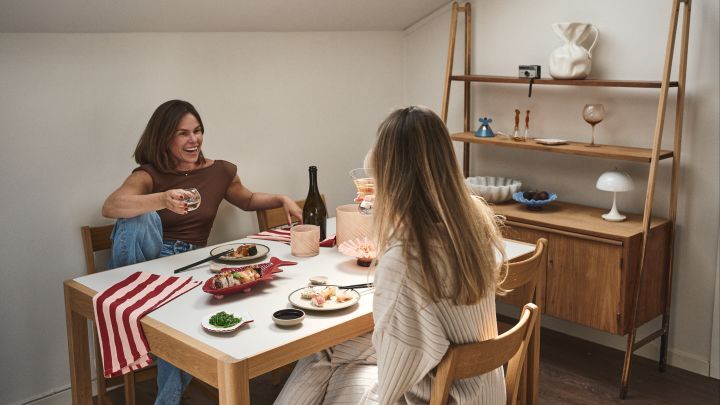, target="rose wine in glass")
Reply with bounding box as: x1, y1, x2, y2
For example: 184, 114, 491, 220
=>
350, 168, 375, 215
184, 188, 202, 211
582, 104, 605, 147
